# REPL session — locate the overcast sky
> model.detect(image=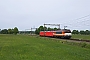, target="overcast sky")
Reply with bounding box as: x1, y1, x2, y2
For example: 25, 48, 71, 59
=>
0, 0, 90, 31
